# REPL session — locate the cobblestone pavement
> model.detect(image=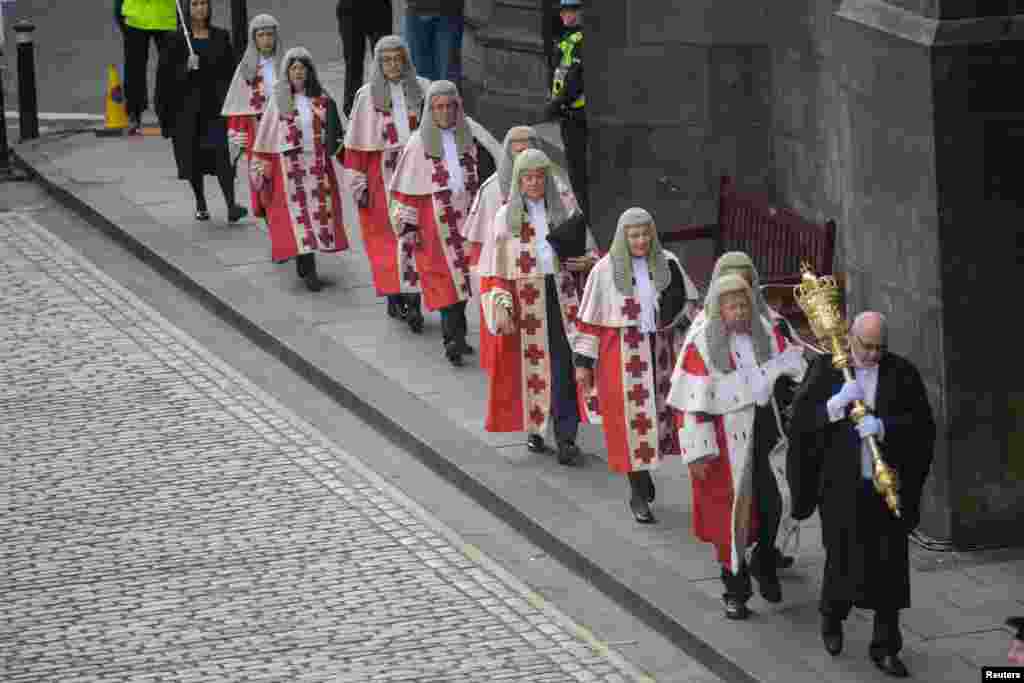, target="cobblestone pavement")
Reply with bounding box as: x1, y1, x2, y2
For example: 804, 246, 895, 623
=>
0, 209, 653, 683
